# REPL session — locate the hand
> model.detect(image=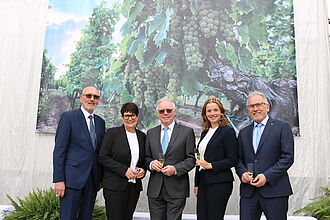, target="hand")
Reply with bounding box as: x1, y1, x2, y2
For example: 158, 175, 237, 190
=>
54, 182, 65, 197
125, 168, 138, 180
241, 172, 253, 184
196, 159, 213, 169
161, 165, 176, 176
250, 174, 267, 187
151, 160, 163, 172
194, 187, 198, 196
135, 167, 145, 178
